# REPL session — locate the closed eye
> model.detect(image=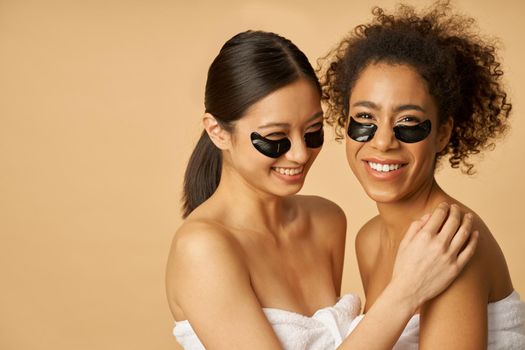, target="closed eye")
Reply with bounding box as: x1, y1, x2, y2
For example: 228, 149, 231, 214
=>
263, 132, 288, 140
306, 122, 323, 133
